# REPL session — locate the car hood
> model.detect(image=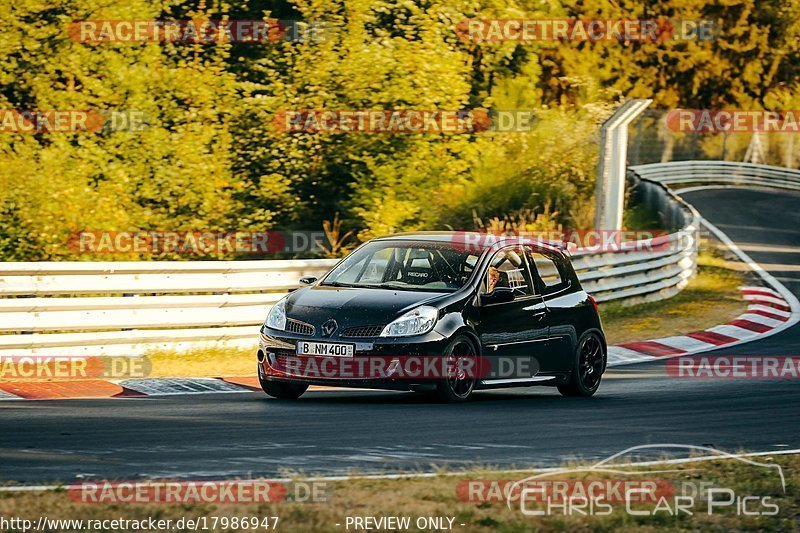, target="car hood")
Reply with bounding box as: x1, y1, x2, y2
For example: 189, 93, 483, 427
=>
285, 285, 447, 330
